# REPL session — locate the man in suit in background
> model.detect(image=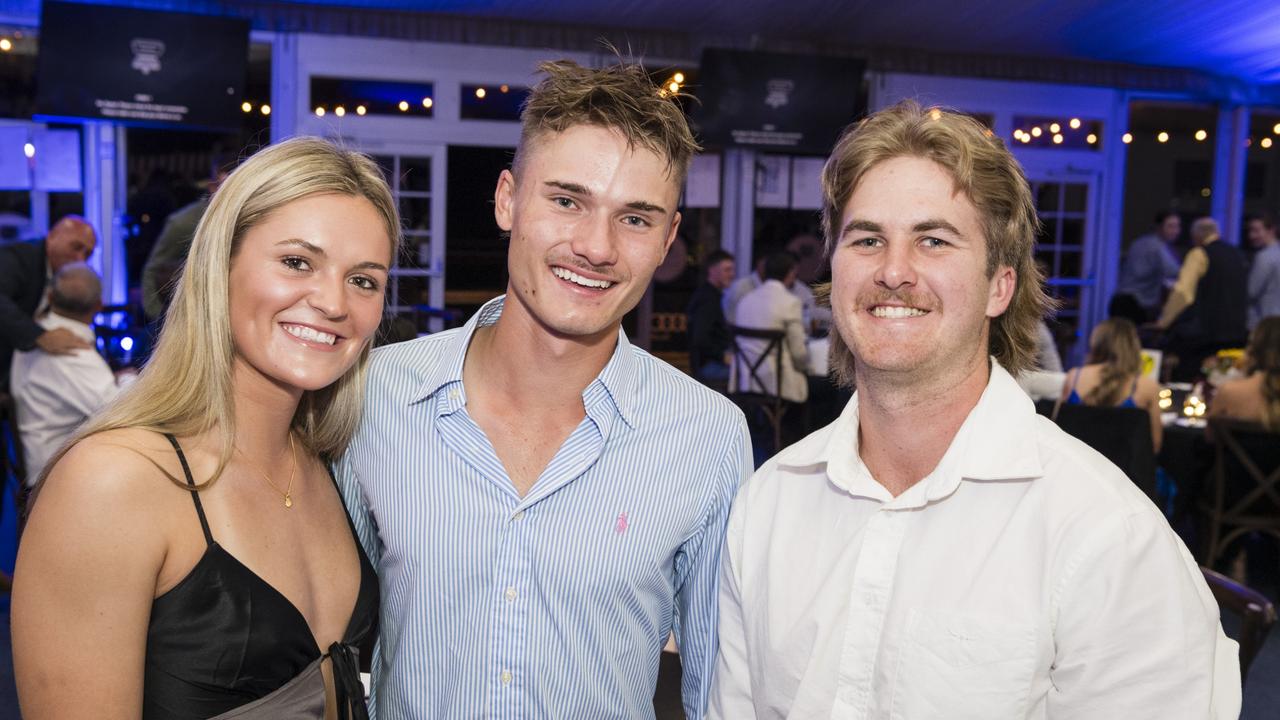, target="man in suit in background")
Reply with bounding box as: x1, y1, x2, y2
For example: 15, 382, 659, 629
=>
0, 216, 96, 389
